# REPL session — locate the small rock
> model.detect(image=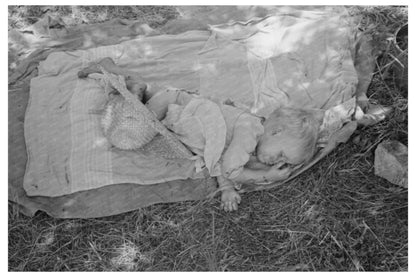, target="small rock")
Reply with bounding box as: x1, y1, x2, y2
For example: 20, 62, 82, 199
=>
374, 140, 408, 188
